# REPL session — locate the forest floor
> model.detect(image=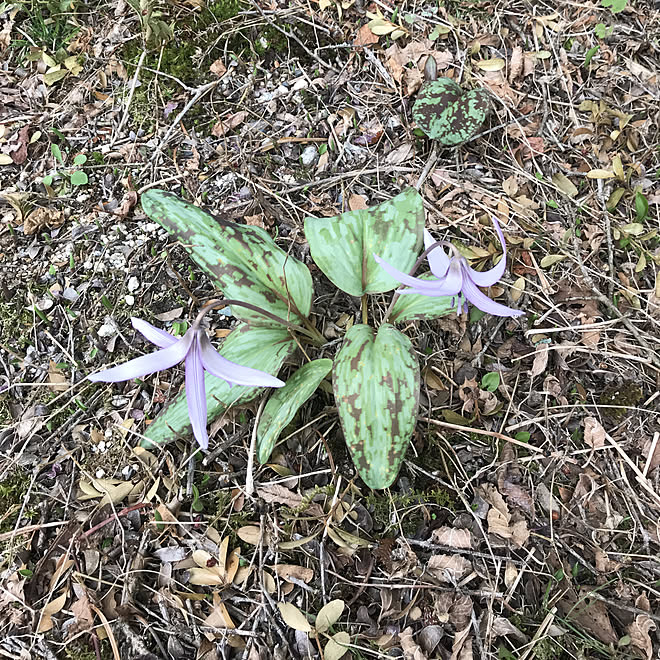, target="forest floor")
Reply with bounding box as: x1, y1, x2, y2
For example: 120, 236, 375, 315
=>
1, 0, 660, 658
